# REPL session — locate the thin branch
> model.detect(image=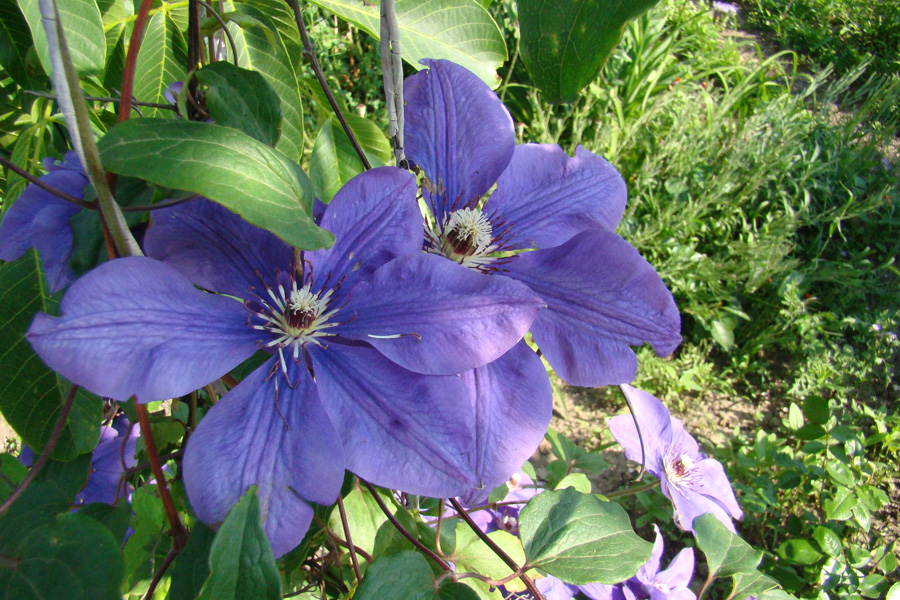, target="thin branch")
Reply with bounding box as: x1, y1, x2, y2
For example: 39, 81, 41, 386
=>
120, 0, 156, 123
286, 0, 371, 170
197, 0, 239, 66
23, 90, 177, 110
0, 155, 95, 209
603, 479, 659, 499
120, 194, 201, 213
448, 498, 545, 600
141, 547, 179, 600
336, 495, 362, 583
620, 385, 648, 481
435, 499, 446, 556
329, 533, 374, 564
0, 385, 79, 516
136, 402, 188, 550
380, 0, 405, 166
362, 481, 451, 571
